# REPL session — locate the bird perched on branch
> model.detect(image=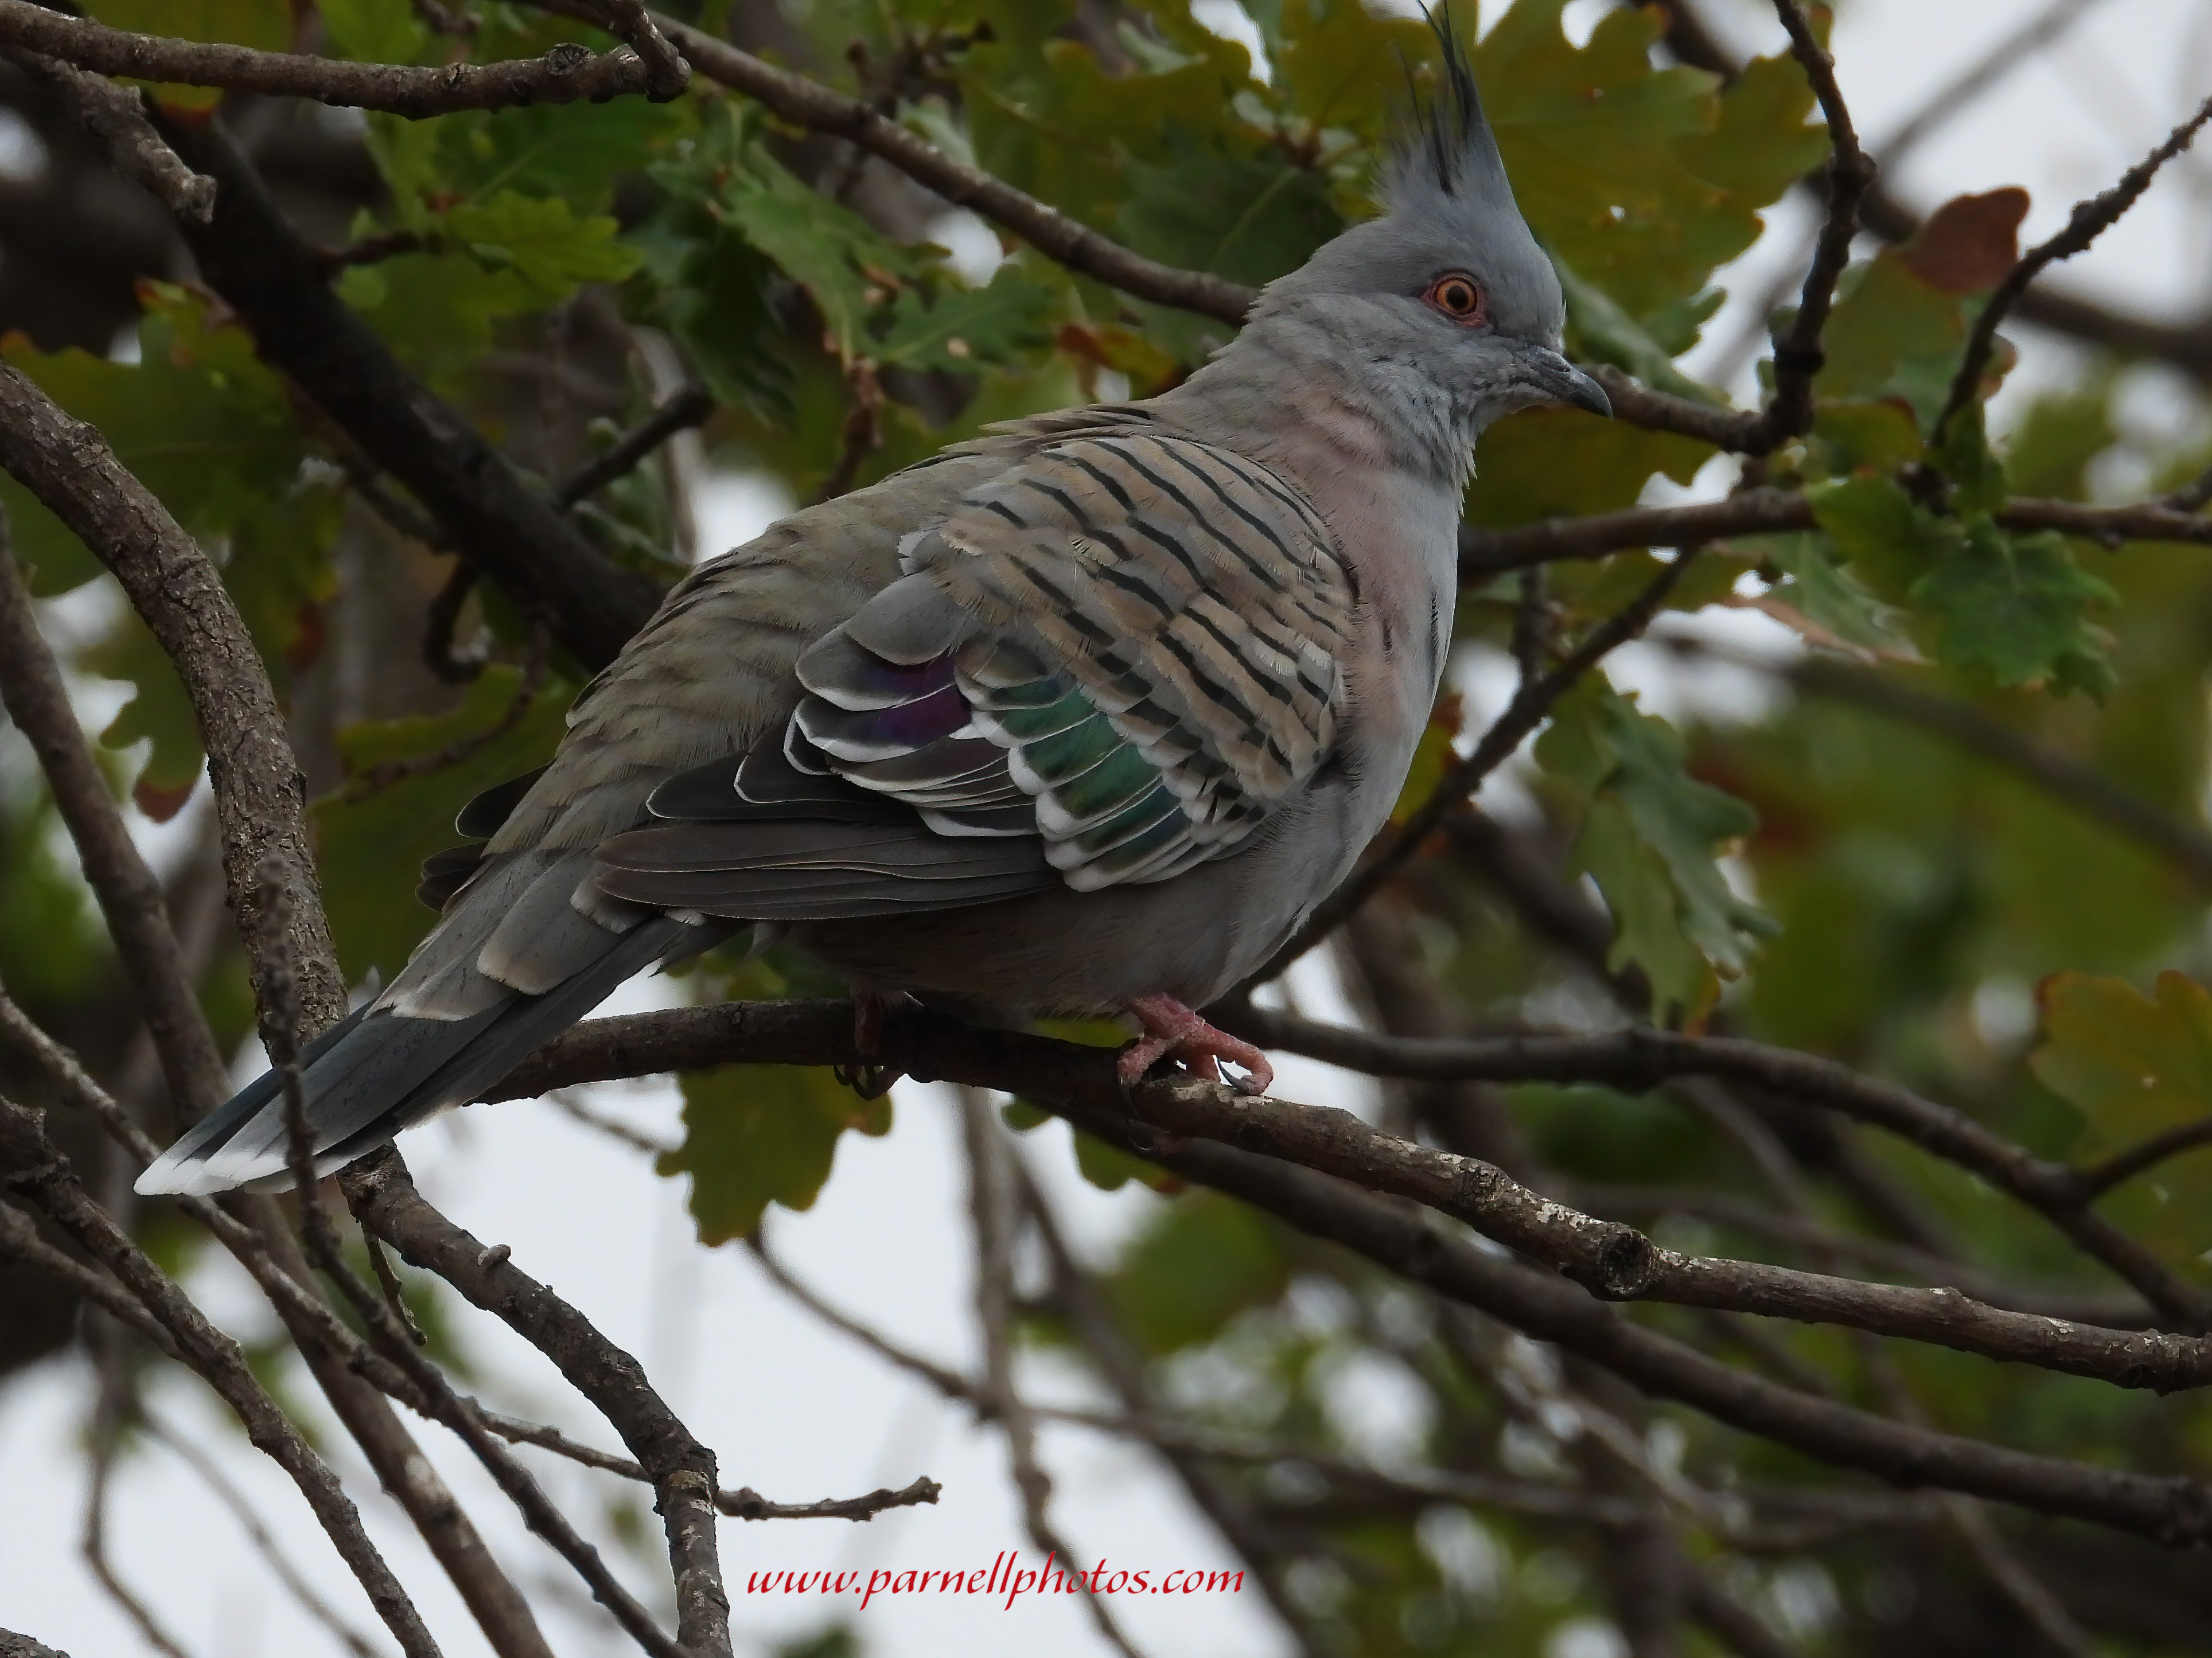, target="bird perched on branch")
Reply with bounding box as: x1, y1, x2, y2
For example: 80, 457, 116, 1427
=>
138, 24, 1607, 1196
